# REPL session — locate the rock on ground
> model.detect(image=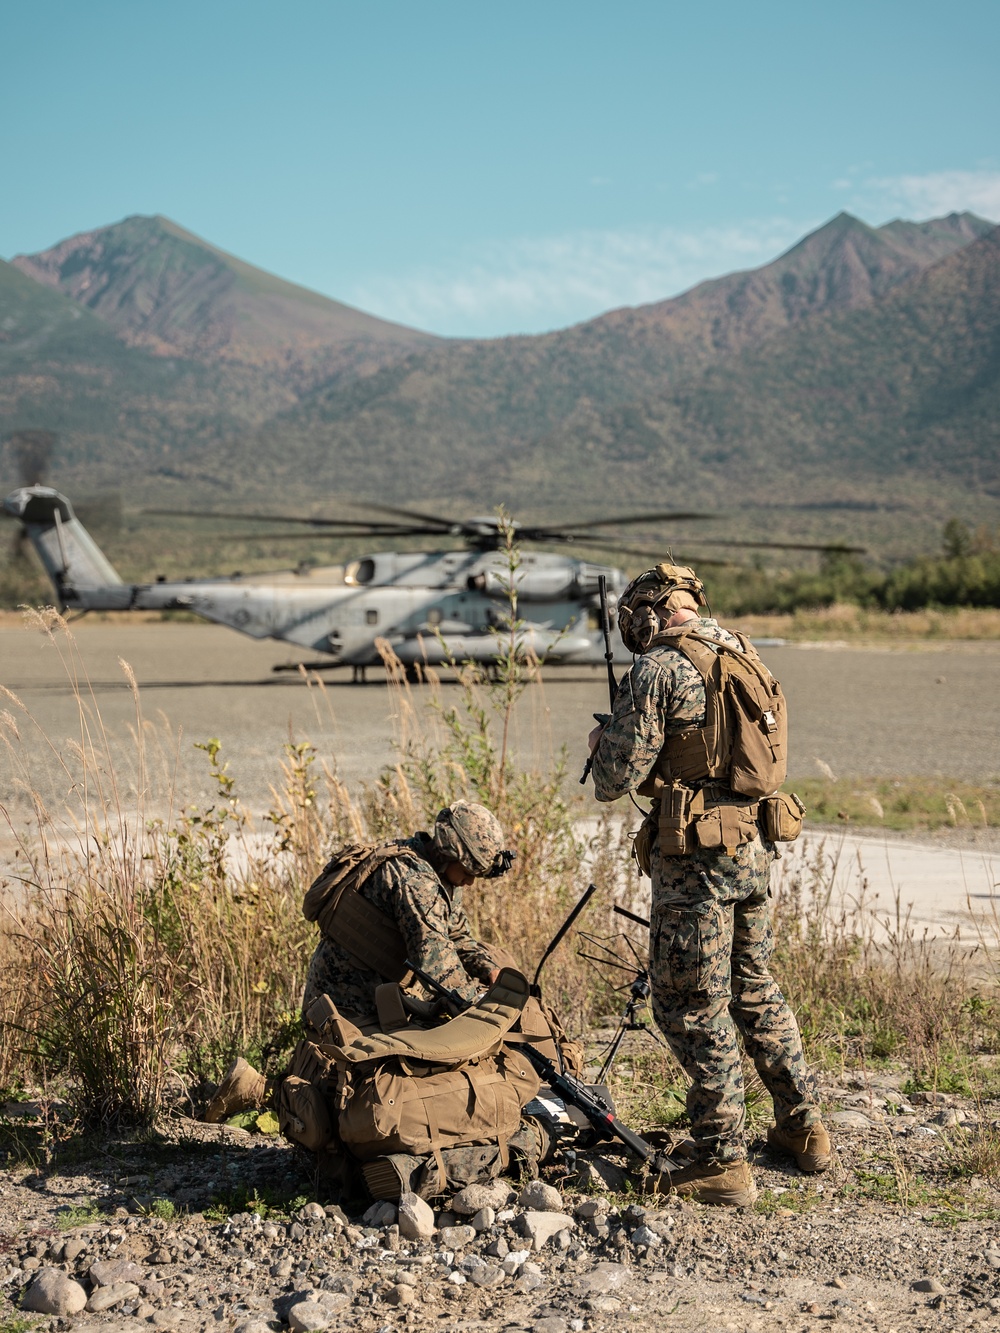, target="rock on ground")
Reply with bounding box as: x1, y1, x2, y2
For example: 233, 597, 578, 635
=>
21, 1267, 89, 1315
